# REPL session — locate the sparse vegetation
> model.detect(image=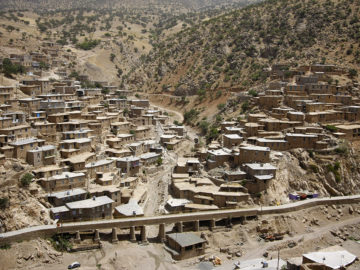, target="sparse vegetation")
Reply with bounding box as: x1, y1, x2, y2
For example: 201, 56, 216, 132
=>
20, 173, 33, 187
50, 234, 72, 252
0, 197, 9, 209
76, 38, 100, 50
